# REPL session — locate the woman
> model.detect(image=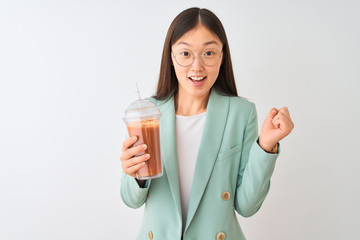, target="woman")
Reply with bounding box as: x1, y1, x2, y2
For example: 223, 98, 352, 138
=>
120, 7, 294, 240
